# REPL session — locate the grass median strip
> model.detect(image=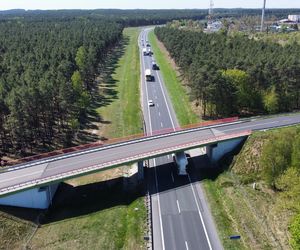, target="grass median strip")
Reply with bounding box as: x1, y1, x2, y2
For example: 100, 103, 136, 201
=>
148, 30, 199, 126
97, 27, 142, 138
